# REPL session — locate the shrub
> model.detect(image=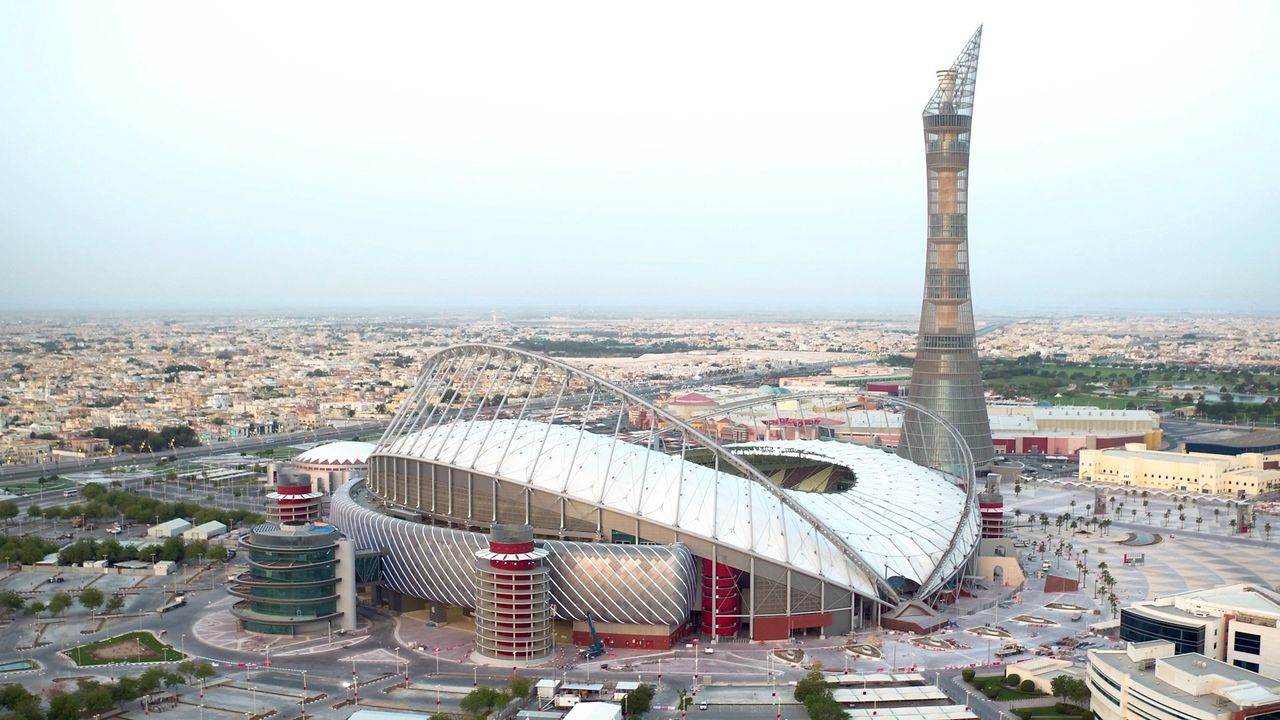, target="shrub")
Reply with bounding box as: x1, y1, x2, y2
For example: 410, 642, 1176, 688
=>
1020, 679, 1037, 693
983, 686, 1000, 700
962, 669, 976, 683
1005, 673, 1021, 686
